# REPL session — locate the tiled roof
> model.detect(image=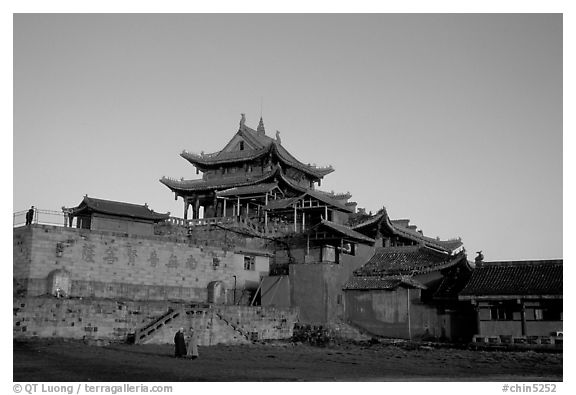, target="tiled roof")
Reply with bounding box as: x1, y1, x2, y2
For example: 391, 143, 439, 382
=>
459, 260, 563, 298
303, 189, 354, 213
352, 213, 385, 231
260, 184, 354, 213
433, 267, 472, 299
68, 196, 170, 221
177, 120, 333, 179
343, 276, 427, 291
316, 220, 375, 244
160, 167, 280, 192
315, 190, 352, 201
181, 147, 268, 165
216, 183, 280, 197
354, 246, 465, 276
273, 143, 334, 178
241, 125, 275, 148
263, 196, 301, 211
352, 208, 463, 254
